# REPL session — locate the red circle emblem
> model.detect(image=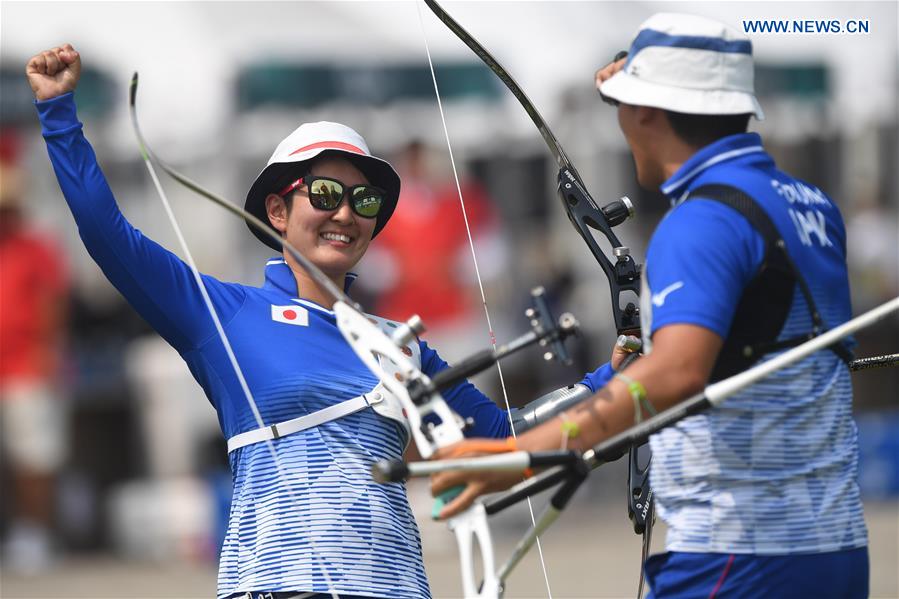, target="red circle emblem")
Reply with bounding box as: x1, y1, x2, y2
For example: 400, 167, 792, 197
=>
282, 309, 297, 320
